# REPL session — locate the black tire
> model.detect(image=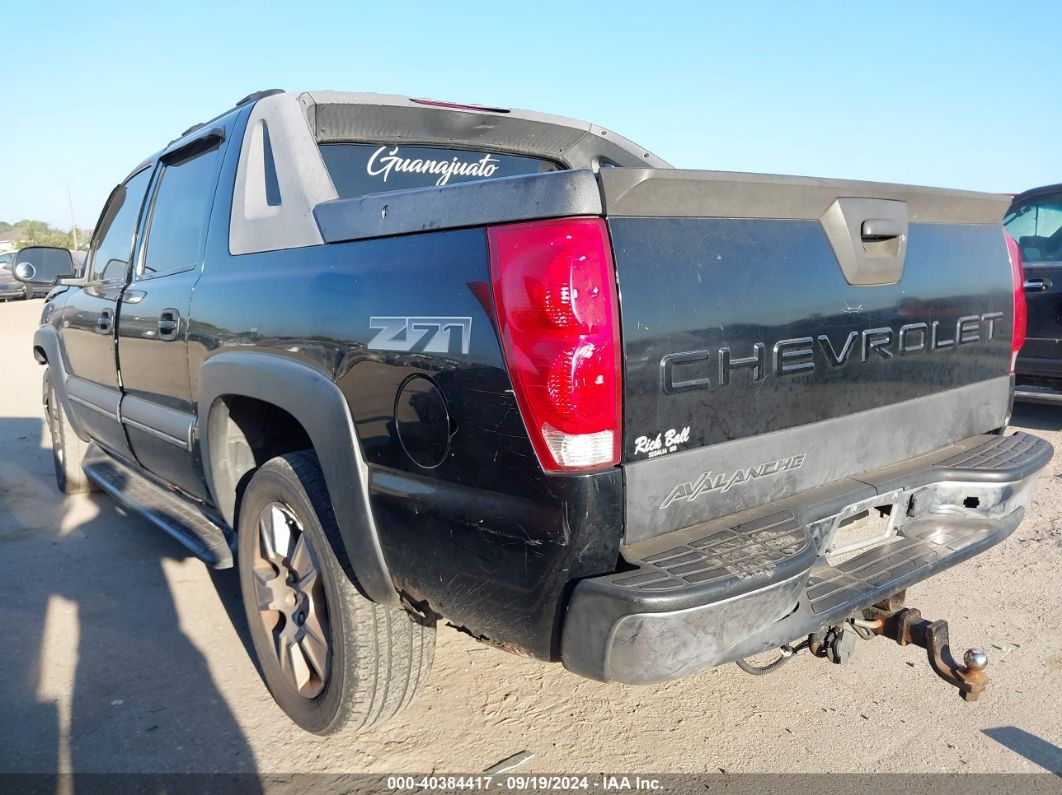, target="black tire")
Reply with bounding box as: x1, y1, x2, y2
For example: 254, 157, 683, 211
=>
237, 451, 434, 735
45, 369, 97, 494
